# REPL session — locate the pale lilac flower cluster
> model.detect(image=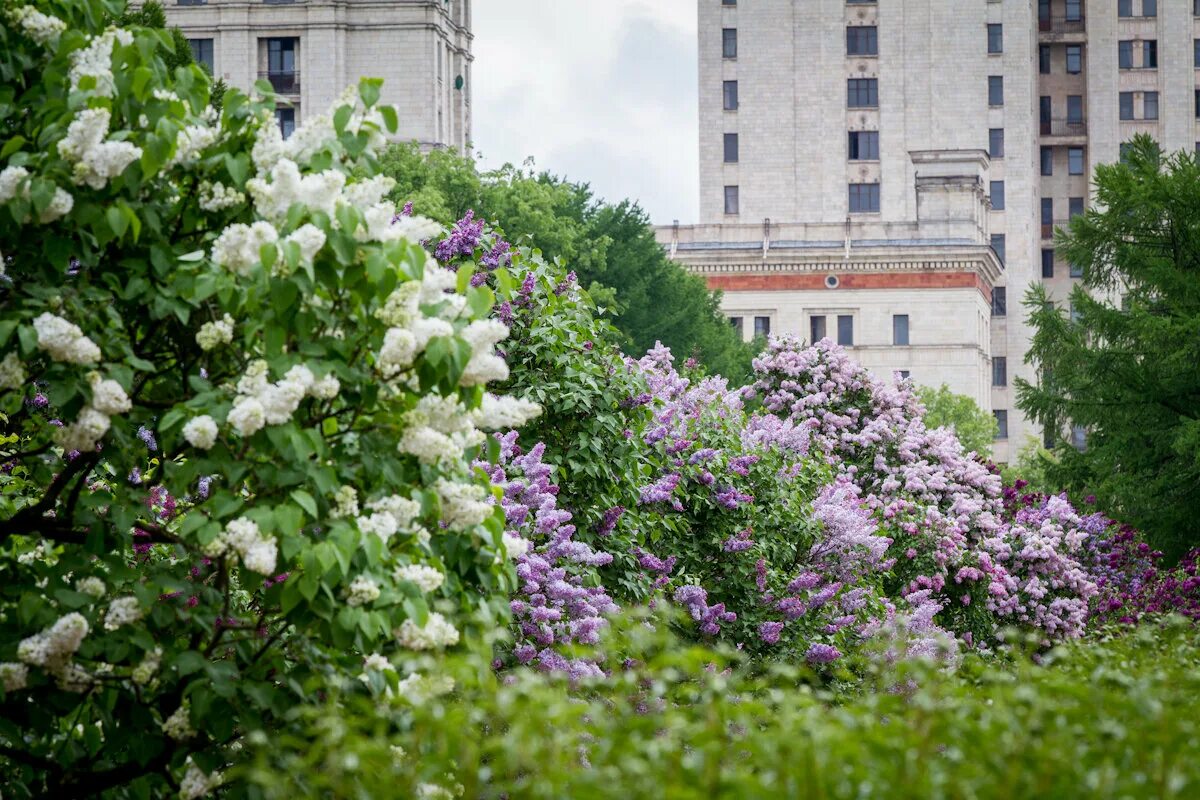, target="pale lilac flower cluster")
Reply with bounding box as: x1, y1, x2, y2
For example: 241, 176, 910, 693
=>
672, 585, 736, 636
